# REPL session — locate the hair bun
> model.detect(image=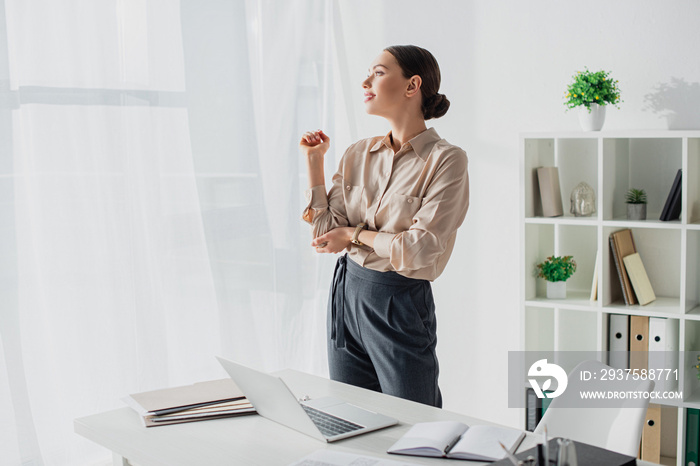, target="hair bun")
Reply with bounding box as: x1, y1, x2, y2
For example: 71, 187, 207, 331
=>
423, 93, 450, 120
